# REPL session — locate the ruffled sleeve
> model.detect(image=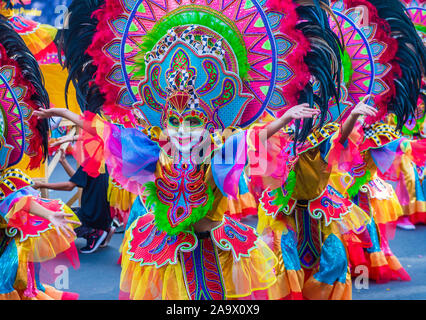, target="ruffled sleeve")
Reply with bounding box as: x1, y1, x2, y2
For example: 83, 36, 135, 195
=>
212, 125, 293, 199
1, 187, 80, 264
368, 137, 426, 183
211, 130, 248, 199
246, 124, 294, 194
1, 187, 38, 223
401, 138, 426, 168
74, 111, 161, 195
326, 122, 364, 172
